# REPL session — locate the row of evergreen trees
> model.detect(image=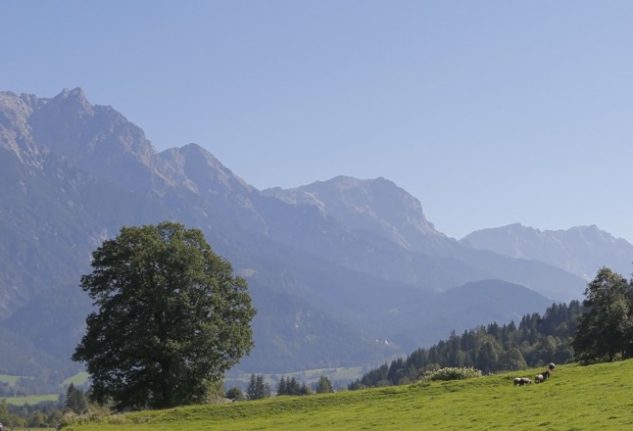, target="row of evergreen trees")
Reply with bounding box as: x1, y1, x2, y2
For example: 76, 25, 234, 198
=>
228, 374, 335, 400
350, 300, 584, 389
277, 376, 312, 396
